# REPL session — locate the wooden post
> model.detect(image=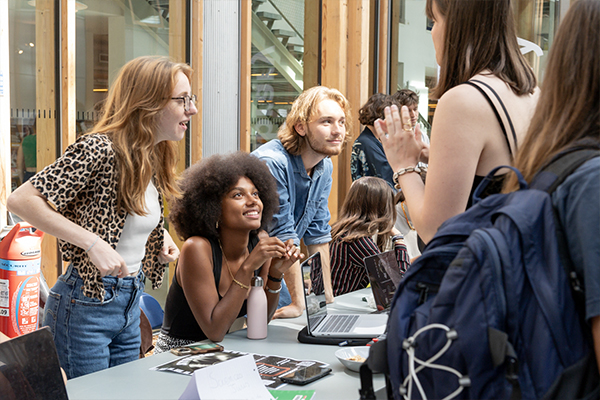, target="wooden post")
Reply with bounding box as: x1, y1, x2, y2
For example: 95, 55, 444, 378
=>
190, 0, 203, 164
240, 0, 251, 153
36, 0, 60, 287
344, 0, 371, 208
